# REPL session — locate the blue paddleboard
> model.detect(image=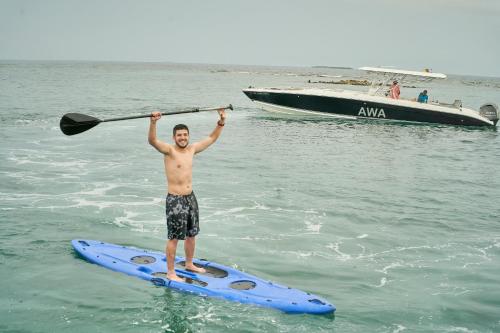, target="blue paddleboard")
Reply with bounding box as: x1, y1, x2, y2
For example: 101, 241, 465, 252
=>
72, 239, 335, 314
